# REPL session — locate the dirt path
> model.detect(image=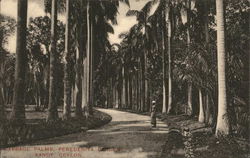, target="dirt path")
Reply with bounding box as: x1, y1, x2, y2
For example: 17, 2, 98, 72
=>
0, 109, 169, 158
